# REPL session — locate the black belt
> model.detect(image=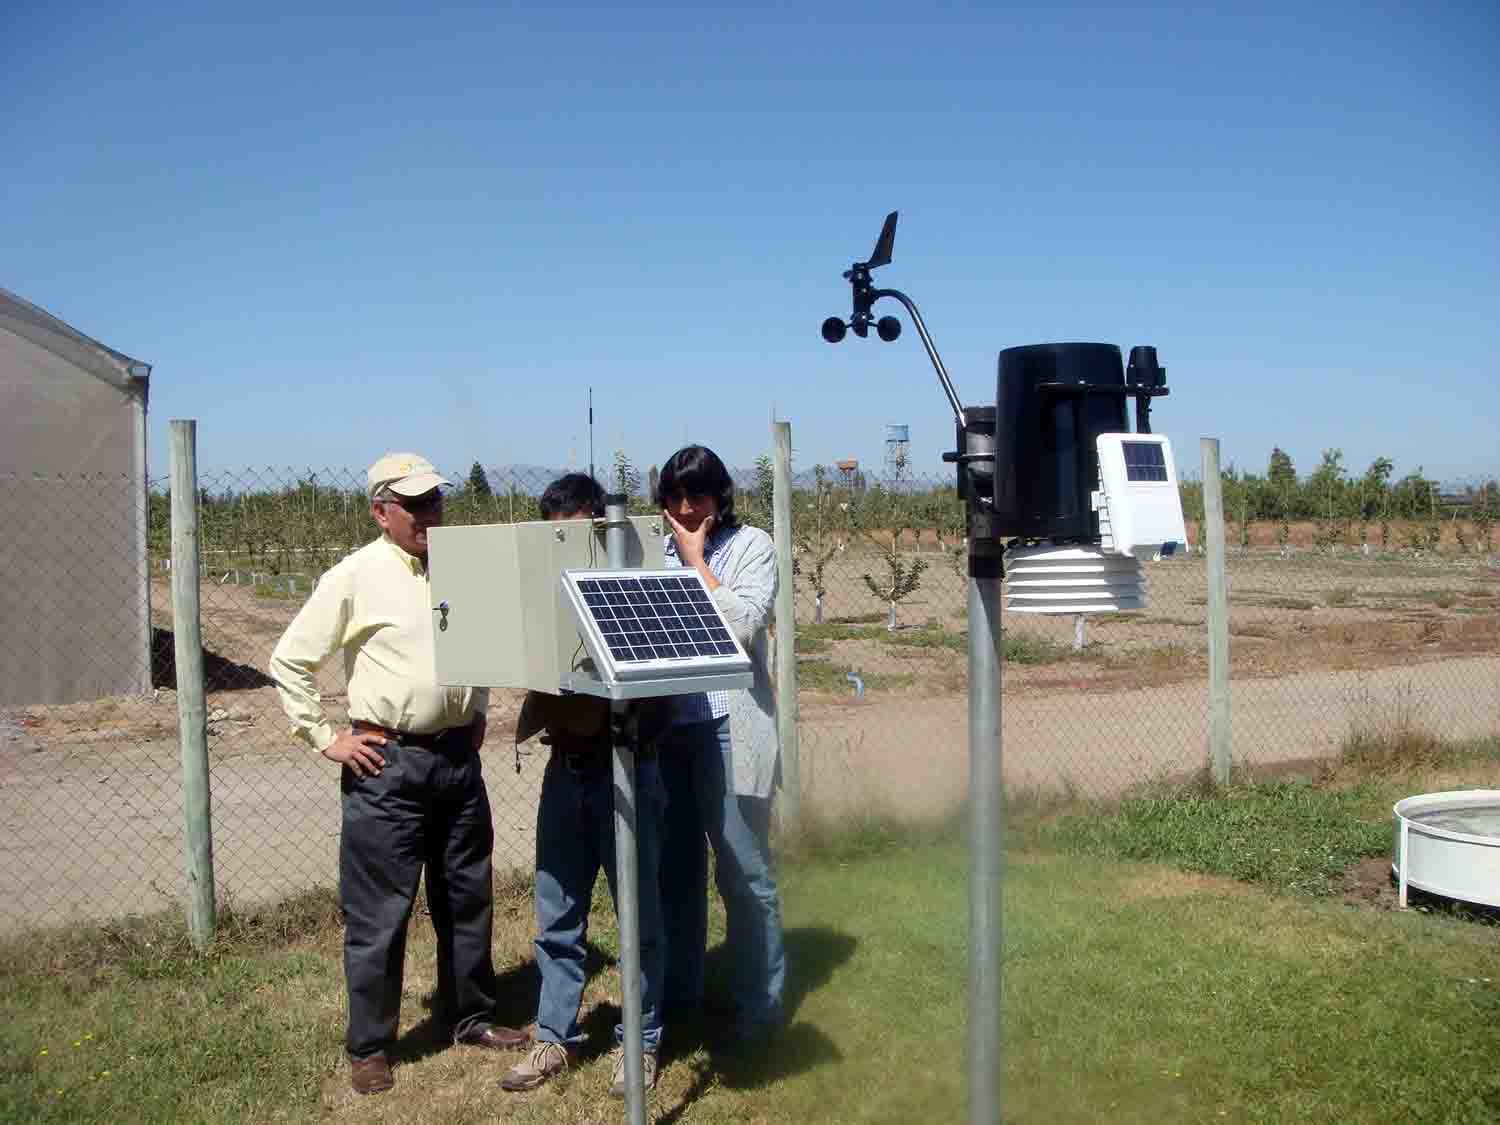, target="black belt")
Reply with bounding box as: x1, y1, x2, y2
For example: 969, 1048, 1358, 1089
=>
353, 720, 468, 752
555, 746, 657, 775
